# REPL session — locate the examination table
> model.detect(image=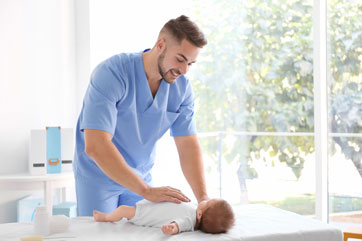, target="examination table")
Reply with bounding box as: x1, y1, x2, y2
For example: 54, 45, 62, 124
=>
0, 204, 343, 241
